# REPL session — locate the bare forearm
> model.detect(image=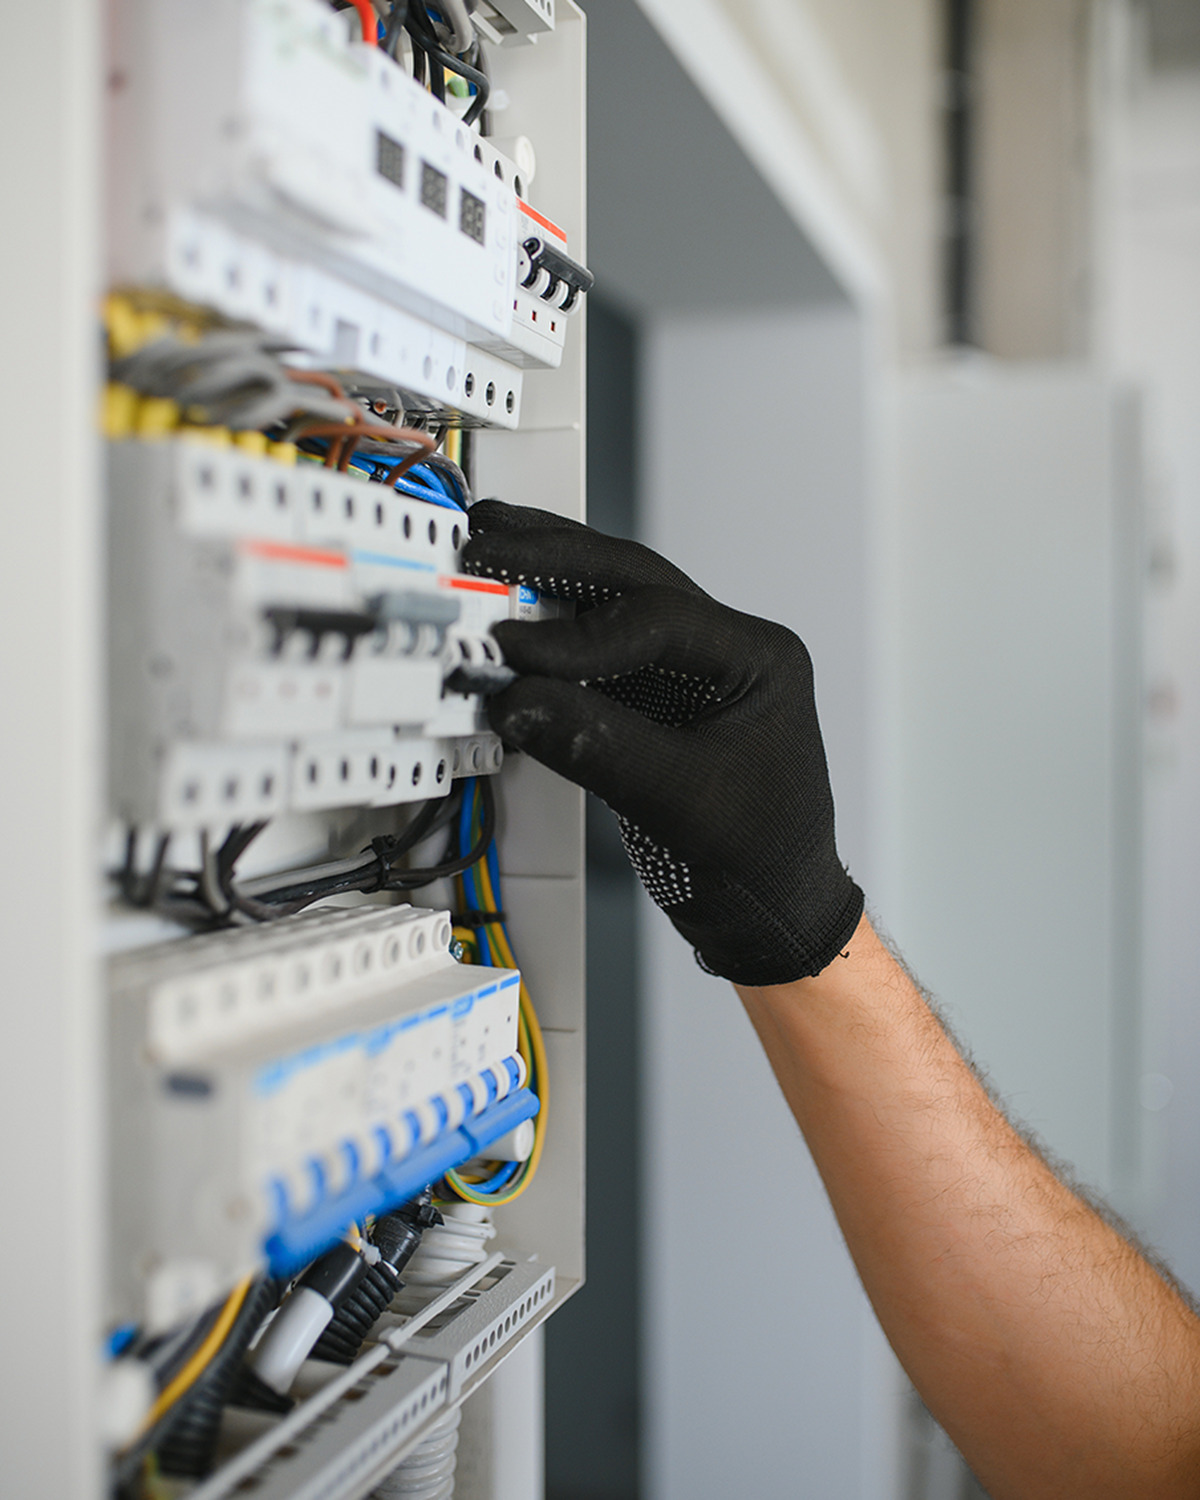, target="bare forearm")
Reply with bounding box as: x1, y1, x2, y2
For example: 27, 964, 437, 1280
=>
736, 915, 1200, 1499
